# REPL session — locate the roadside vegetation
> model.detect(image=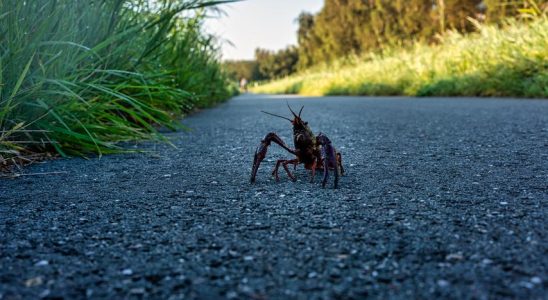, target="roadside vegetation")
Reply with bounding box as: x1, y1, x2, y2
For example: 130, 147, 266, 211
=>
220, 0, 547, 98
252, 17, 547, 97
0, 0, 236, 171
